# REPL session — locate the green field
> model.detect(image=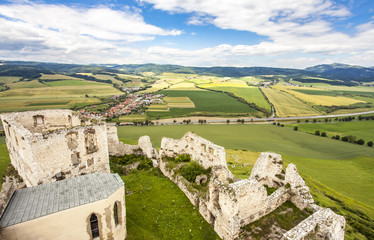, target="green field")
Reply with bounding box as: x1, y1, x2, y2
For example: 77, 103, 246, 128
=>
289, 120, 374, 141
122, 170, 218, 240
0, 137, 11, 189
262, 88, 321, 117
200, 84, 271, 112
117, 124, 374, 207
43, 79, 104, 87
146, 90, 258, 119
0, 81, 121, 112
